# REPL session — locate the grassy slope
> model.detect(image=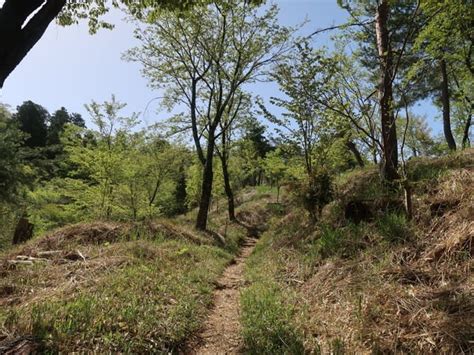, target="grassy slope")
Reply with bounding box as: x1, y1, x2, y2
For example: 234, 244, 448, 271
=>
241, 150, 474, 354
0, 192, 268, 353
